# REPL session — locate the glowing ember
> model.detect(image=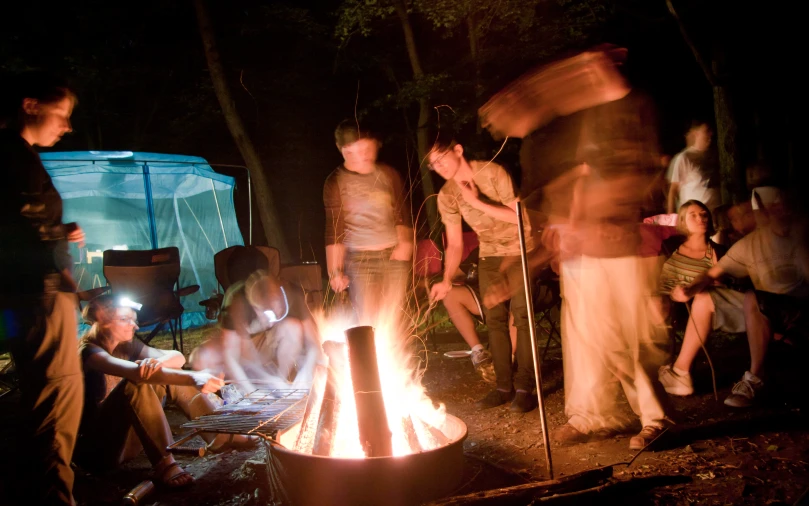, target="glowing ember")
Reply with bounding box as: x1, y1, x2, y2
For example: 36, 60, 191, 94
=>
293, 308, 448, 458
